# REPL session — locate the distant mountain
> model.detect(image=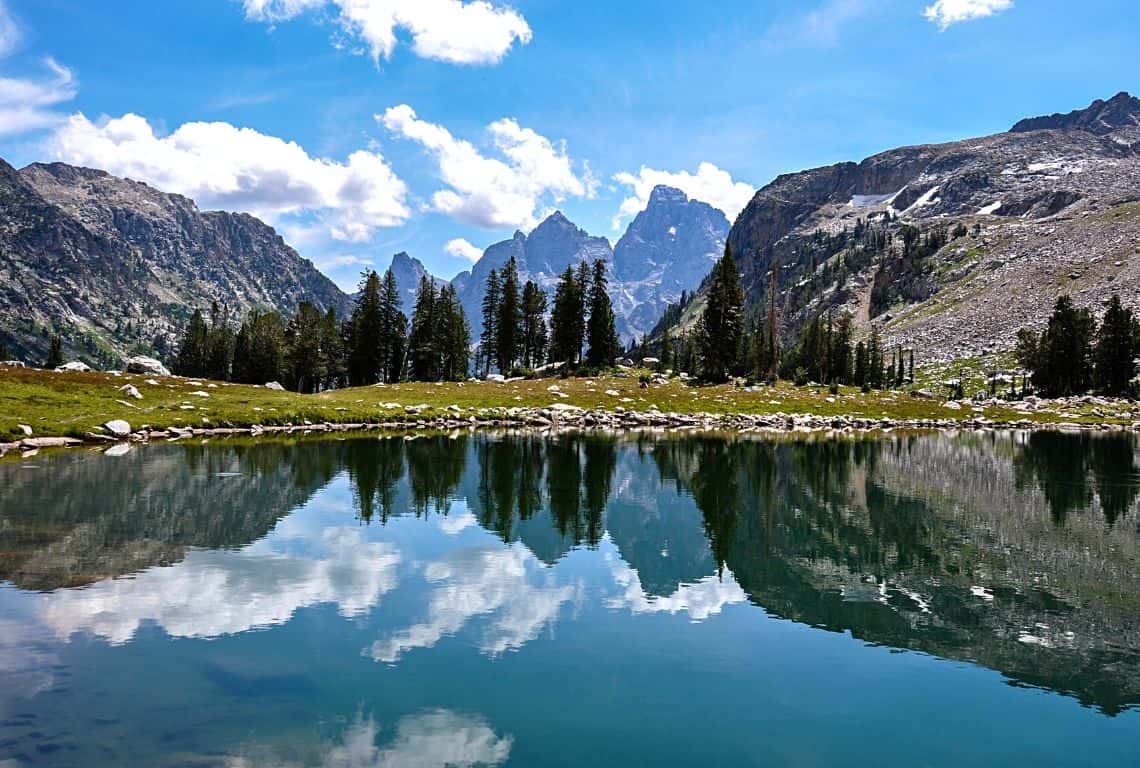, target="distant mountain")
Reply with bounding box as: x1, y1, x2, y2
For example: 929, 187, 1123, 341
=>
384, 251, 445, 307
612, 185, 729, 339
453, 189, 728, 343
657, 92, 1140, 363
0, 160, 351, 366
1011, 91, 1140, 135
451, 211, 615, 338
